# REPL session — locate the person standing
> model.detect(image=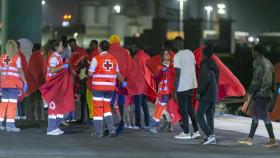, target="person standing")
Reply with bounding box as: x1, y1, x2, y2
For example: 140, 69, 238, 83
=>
150, 50, 175, 133
196, 45, 219, 145
238, 44, 278, 147
68, 38, 89, 123
45, 40, 68, 135
0, 40, 28, 132
173, 36, 200, 139
88, 40, 127, 138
